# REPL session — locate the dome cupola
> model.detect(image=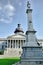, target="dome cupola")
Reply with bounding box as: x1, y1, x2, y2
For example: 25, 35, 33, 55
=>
14, 24, 24, 34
